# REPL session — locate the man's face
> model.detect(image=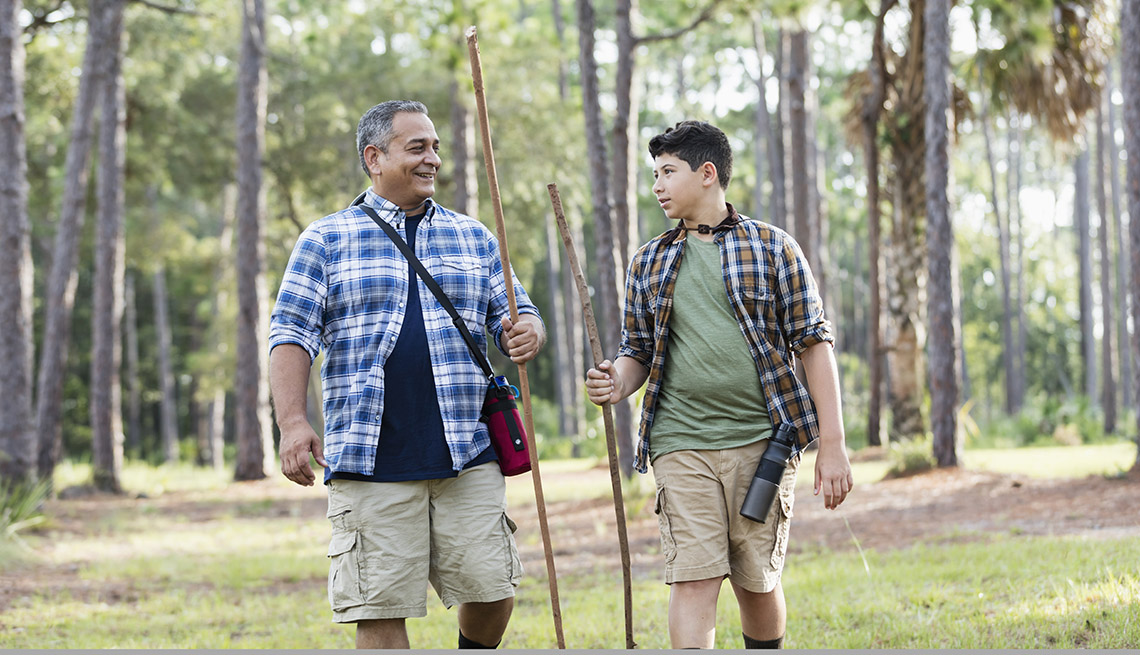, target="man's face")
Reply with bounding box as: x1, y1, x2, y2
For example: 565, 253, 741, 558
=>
367, 112, 442, 211
651, 153, 704, 221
